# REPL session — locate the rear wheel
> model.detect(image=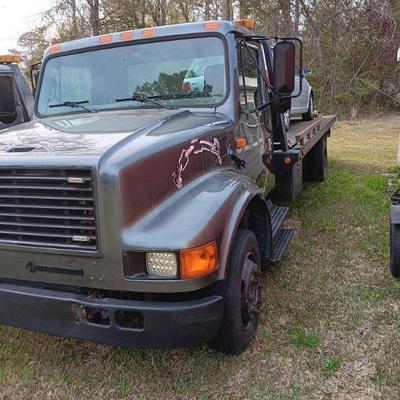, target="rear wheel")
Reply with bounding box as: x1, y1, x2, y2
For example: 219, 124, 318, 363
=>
303, 135, 327, 182
302, 93, 314, 121
210, 229, 263, 355
390, 224, 400, 278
